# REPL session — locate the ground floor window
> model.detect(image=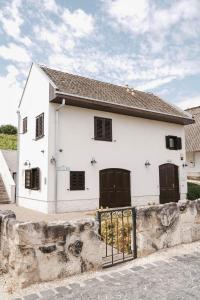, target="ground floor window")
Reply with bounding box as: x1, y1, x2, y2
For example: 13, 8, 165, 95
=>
25, 168, 40, 190
70, 171, 85, 190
